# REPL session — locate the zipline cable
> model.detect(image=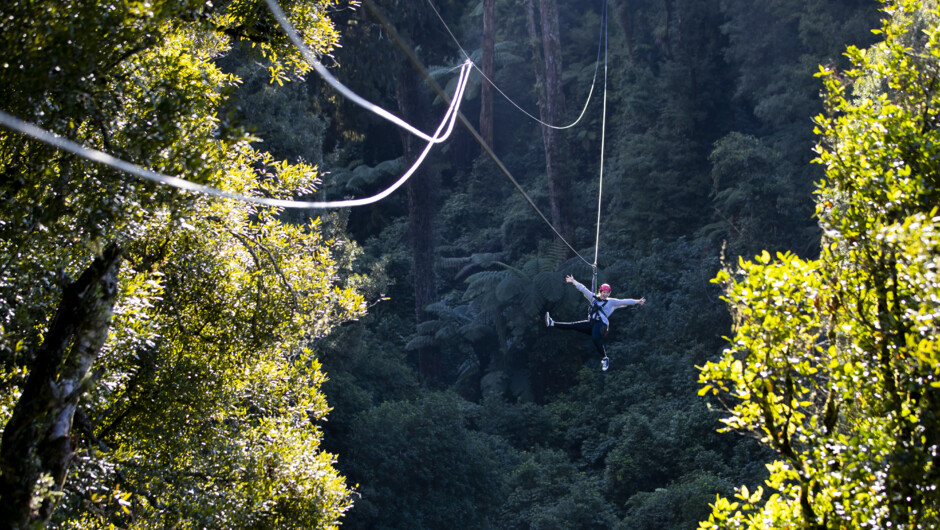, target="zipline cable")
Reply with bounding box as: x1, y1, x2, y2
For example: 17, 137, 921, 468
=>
424, 0, 606, 131
361, 0, 593, 267
0, 60, 473, 210
593, 0, 609, 274
0, 0, 600, 264
264, 0, 457, 144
